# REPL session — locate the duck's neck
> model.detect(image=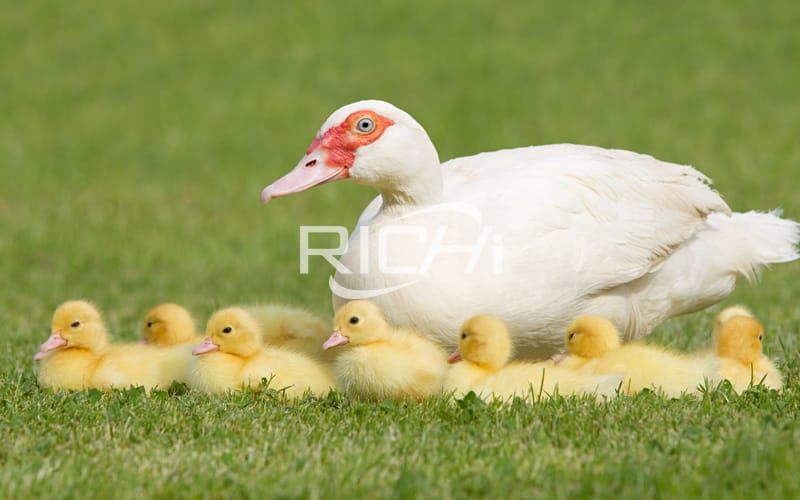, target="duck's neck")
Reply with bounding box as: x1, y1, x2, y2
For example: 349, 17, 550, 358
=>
233, 344, 261, 359
448, 361, 492, 389
359, 129, 444, 209
377, 168, 444, 208
466, 357, 506, 374
89, 330, 110, 353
